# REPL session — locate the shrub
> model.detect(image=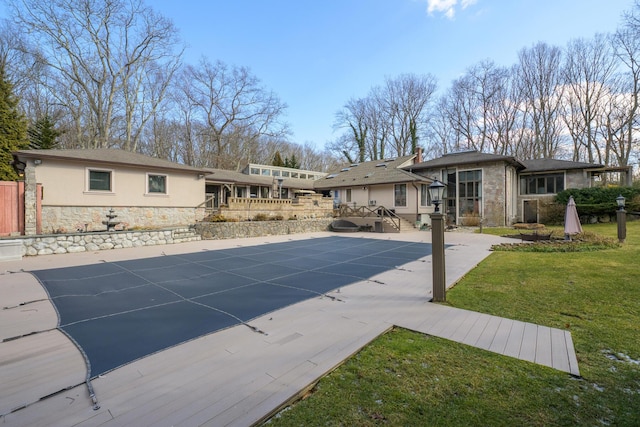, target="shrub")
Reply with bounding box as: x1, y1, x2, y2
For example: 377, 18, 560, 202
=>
253, 213, 269, 221
204, 214, 229, 222
460, 215, 482, 226
555, 186, 640, 217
